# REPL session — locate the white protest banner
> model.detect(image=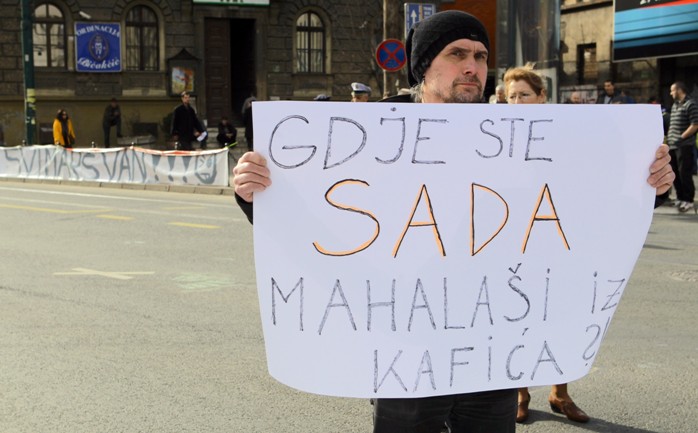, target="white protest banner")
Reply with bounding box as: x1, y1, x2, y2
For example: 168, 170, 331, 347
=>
252, 101, 662, 398
0, 145, 228, 186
